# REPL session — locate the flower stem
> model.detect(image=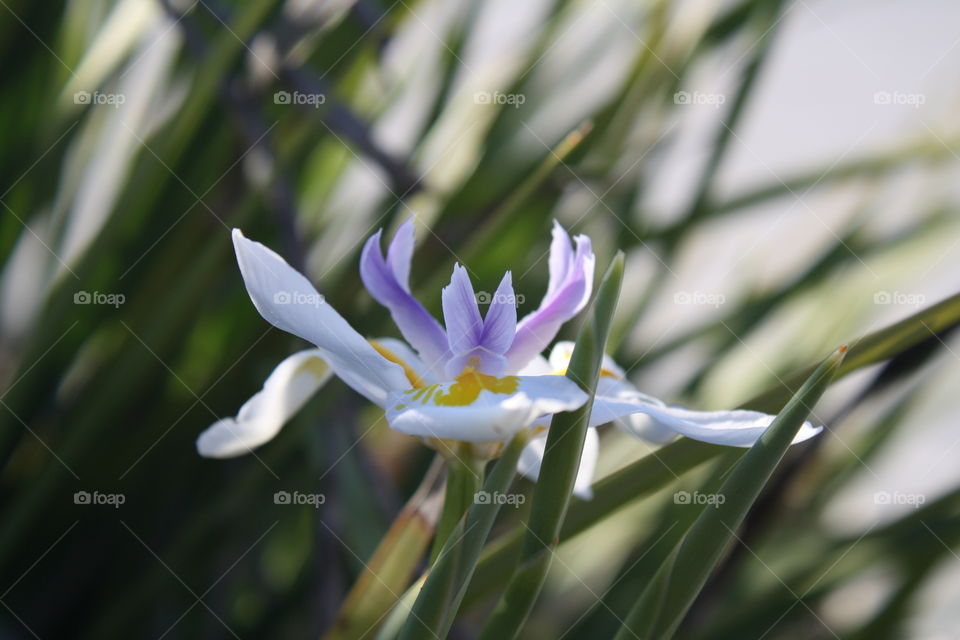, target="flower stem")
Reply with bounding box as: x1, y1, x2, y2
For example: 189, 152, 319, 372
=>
398, 433, 530, 640
478, 253, 624, 640
430, 447, 484, 565
322, 457, 444, 640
